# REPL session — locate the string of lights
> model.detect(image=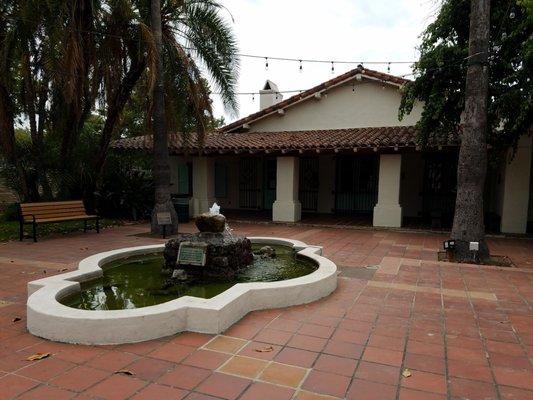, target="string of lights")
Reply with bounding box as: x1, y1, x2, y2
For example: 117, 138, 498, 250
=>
5, 13, 499, 98
4, 14, 415, 75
